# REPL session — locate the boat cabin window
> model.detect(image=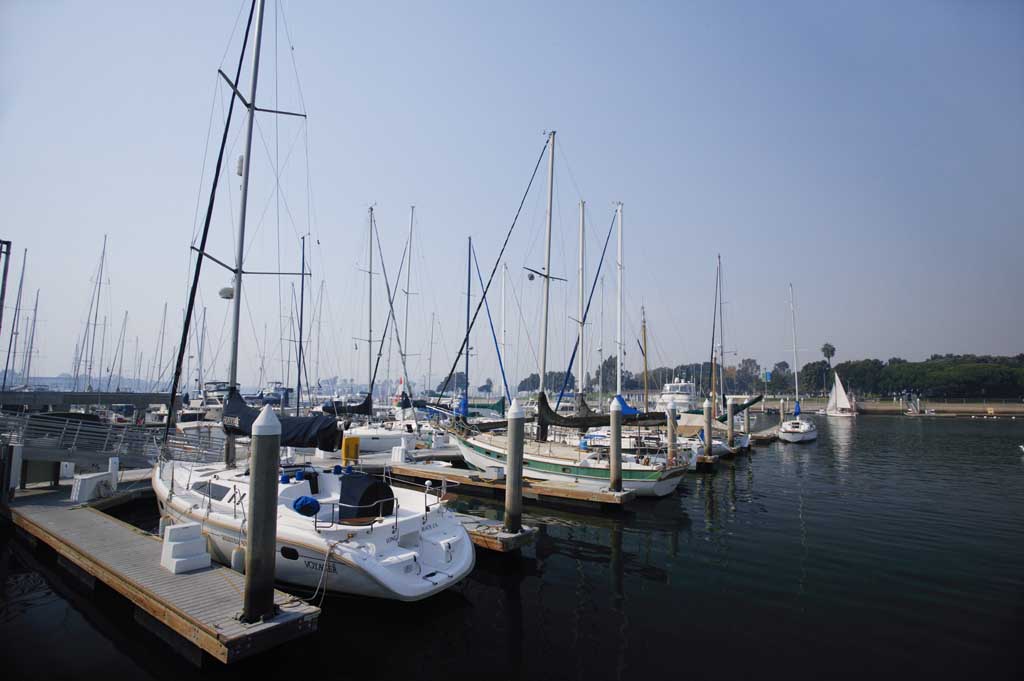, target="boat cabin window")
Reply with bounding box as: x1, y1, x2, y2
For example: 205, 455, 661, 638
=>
190, 480, 232, 501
